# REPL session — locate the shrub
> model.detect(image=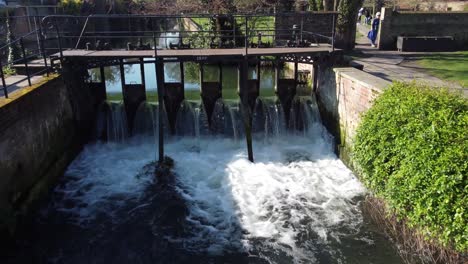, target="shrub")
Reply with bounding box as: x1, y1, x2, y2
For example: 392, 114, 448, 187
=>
353, 82, 467, 252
